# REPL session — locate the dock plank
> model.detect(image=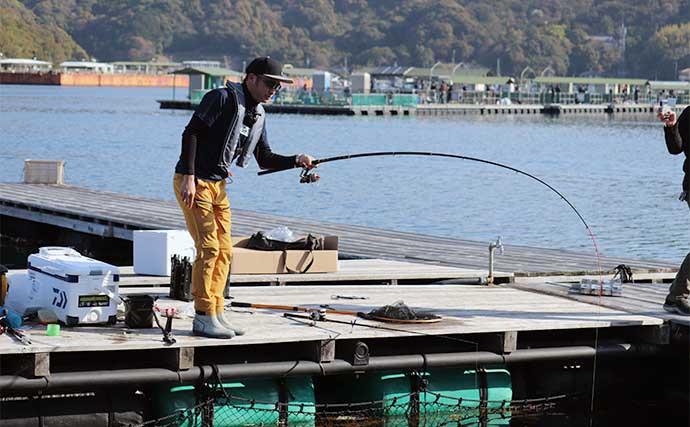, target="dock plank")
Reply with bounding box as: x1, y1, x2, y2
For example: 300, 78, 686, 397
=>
111, 259, 511, 286
6, 260, 508, 288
